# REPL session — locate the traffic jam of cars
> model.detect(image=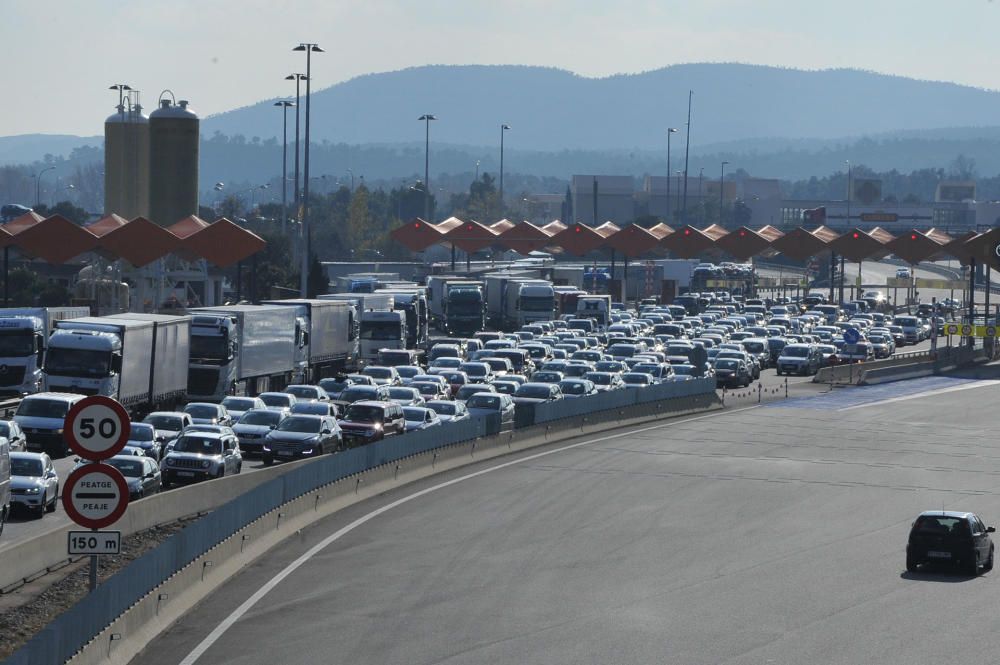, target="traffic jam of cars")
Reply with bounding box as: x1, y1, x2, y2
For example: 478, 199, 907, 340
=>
2, 288, 945, 530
